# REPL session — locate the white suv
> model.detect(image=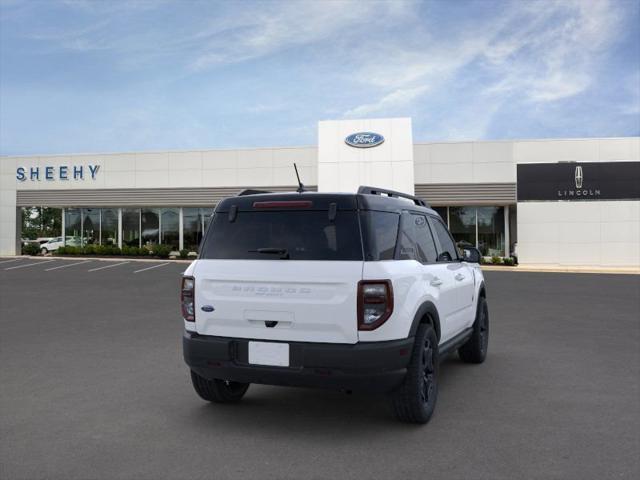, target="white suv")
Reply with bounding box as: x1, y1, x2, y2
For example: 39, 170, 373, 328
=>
40, 236, 81, 254
182, 186, 488, 423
